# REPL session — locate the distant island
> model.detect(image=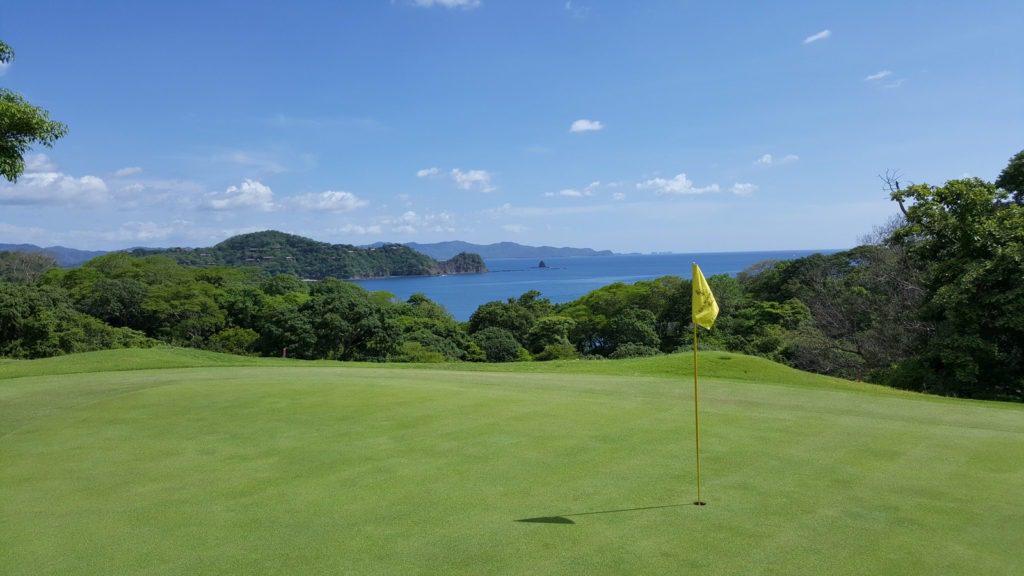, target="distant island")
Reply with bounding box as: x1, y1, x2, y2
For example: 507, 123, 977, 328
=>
128, 231, 487, 280
367, 240, 622, 260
